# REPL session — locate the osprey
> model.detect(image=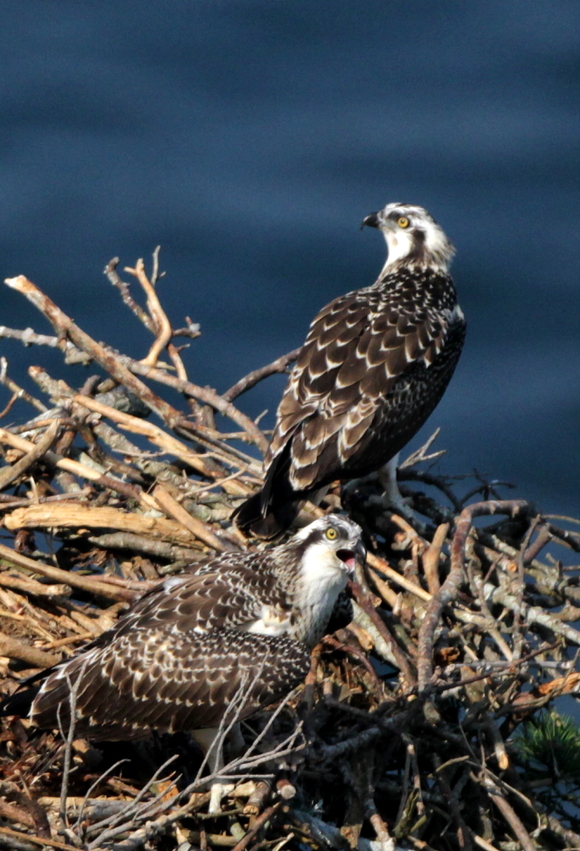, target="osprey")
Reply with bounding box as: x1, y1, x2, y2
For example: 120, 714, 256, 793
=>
1, 516, 364, 761
235, 202, 466, 538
